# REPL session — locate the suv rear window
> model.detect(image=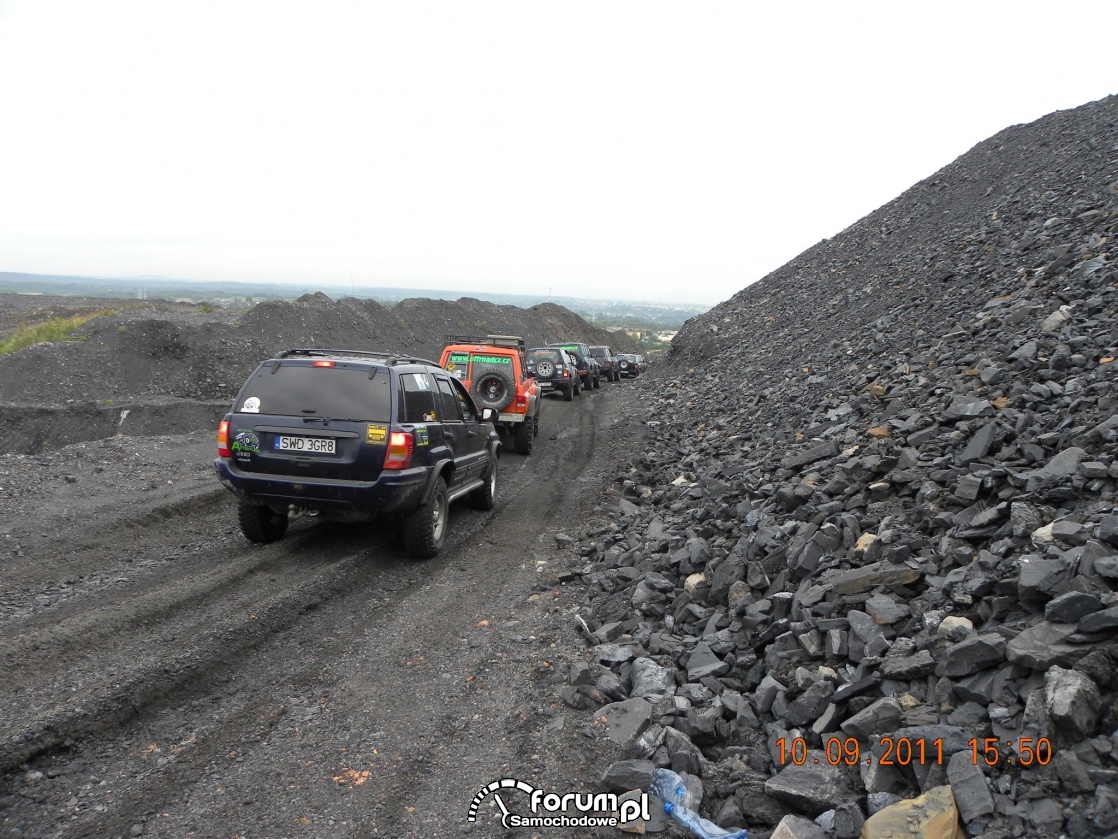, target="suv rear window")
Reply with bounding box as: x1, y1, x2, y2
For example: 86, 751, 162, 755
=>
234, 364, 392, 421
400, 370, 438, 423
529, 349, 562, 364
